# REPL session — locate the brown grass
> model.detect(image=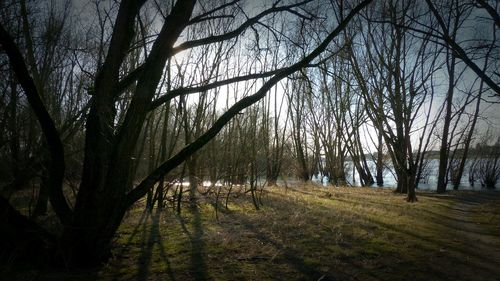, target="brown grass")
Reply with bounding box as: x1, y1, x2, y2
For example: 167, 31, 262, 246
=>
4, 184, 500, 280
101, 184, 500, 281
